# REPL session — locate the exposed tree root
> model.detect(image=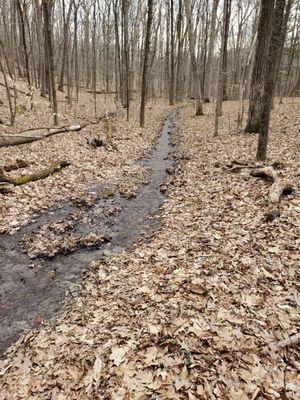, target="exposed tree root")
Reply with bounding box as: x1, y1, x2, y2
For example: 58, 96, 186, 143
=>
227, 162, 295, 220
